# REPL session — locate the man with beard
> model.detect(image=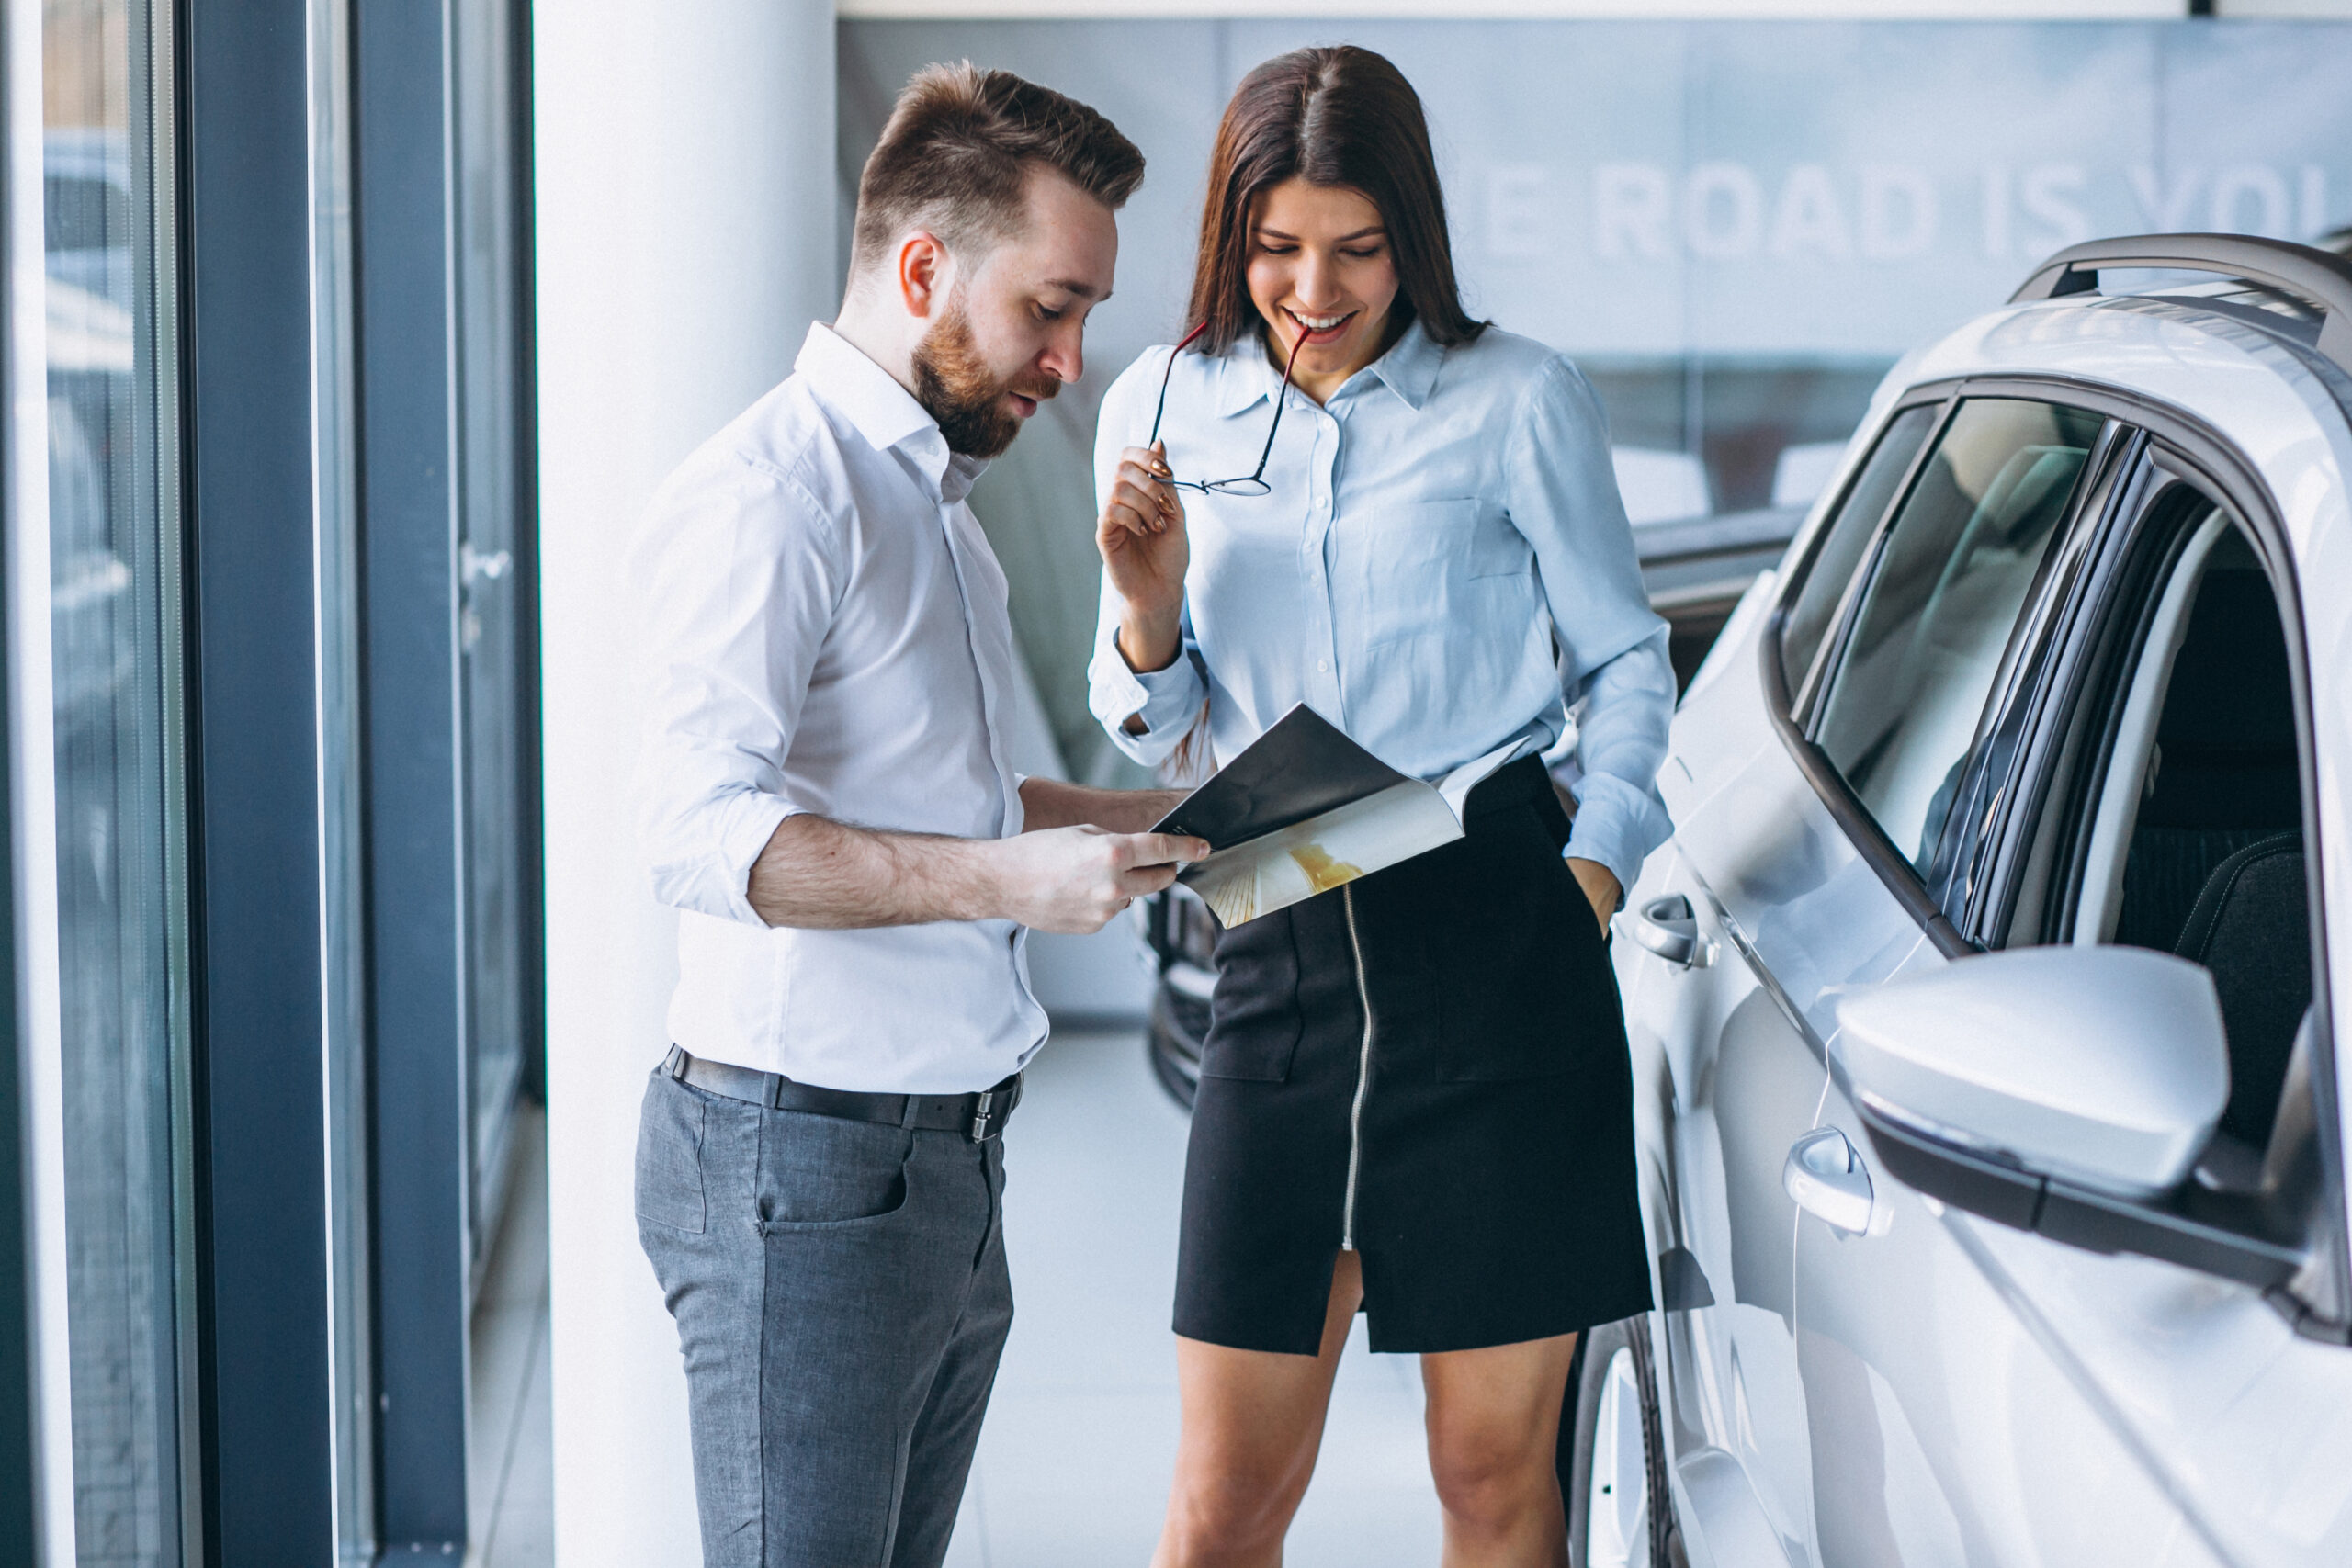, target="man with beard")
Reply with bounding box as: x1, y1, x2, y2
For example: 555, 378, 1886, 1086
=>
629, 65, 1198, 1568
